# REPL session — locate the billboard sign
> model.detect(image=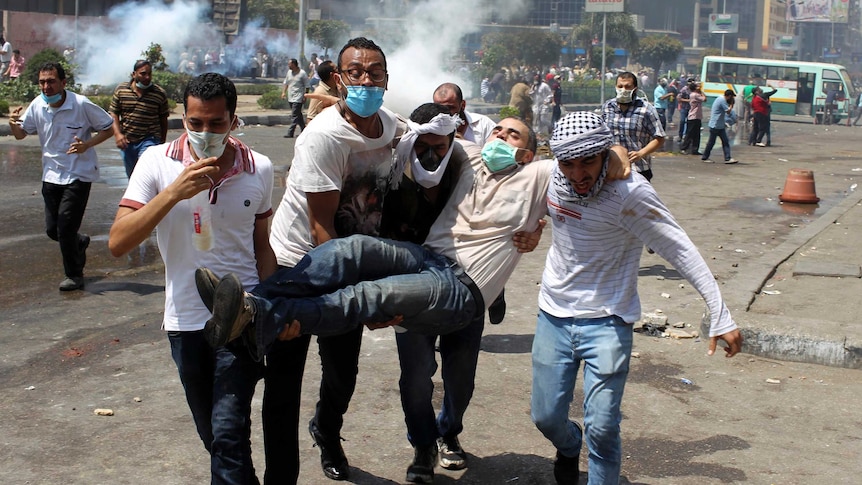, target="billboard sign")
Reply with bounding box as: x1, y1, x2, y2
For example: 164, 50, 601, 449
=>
774, 35, 799, 51
709, 14, 739, 34
787, 0, 849, 23
585, 0, 625, 13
